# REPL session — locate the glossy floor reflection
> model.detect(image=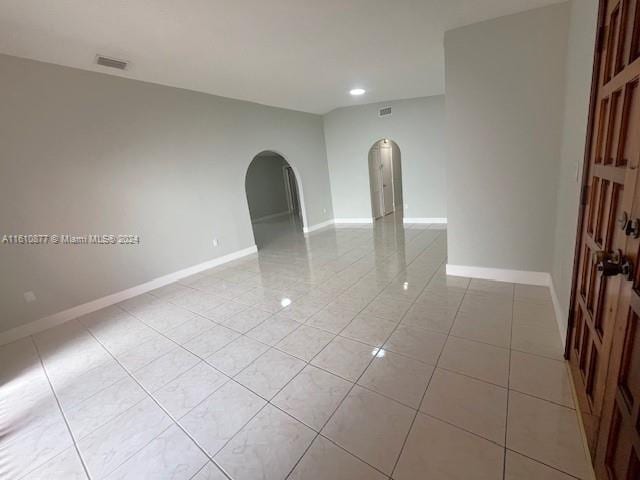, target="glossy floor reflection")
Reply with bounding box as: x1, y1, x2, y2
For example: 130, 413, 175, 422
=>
1, 215, 592, 479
